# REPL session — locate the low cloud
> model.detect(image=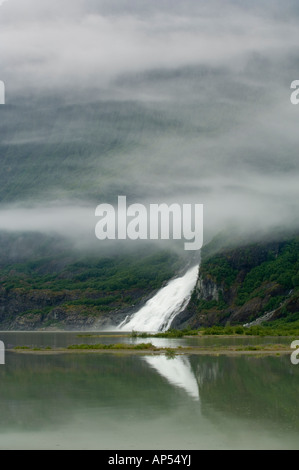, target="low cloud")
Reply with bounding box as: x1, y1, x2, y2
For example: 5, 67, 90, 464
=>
0, 0, 299, 248
1, 0, 299, 92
